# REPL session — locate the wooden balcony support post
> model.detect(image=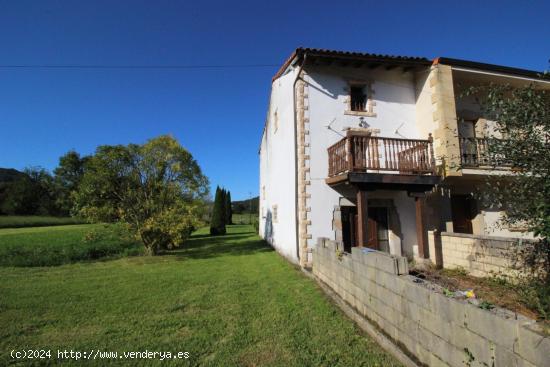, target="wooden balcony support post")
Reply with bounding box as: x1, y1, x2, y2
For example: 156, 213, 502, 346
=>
356, 189, 368, 247
413, 194, 429, 259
